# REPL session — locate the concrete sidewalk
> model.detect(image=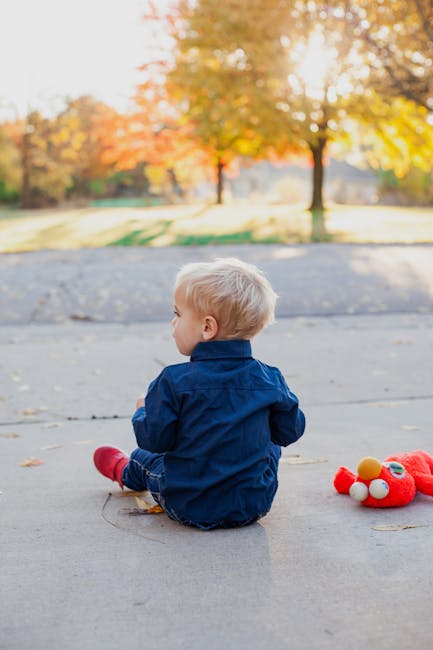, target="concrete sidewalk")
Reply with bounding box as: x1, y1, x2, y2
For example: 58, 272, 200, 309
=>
1, 313, 433, 650
2, 242, 433, 649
